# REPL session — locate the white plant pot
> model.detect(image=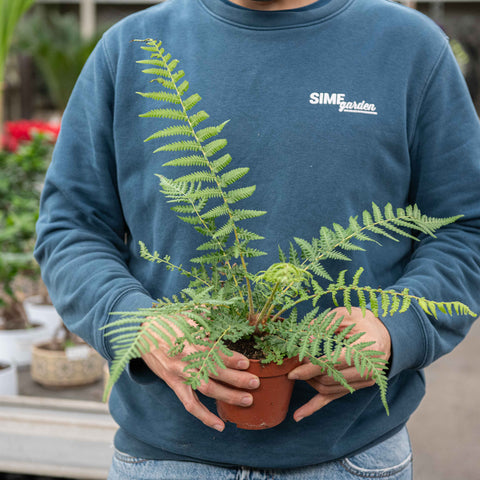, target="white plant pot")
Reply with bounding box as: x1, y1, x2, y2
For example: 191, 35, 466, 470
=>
0, 361, 18, 395
0, 324, 50, 366
24, 295, 62, 338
